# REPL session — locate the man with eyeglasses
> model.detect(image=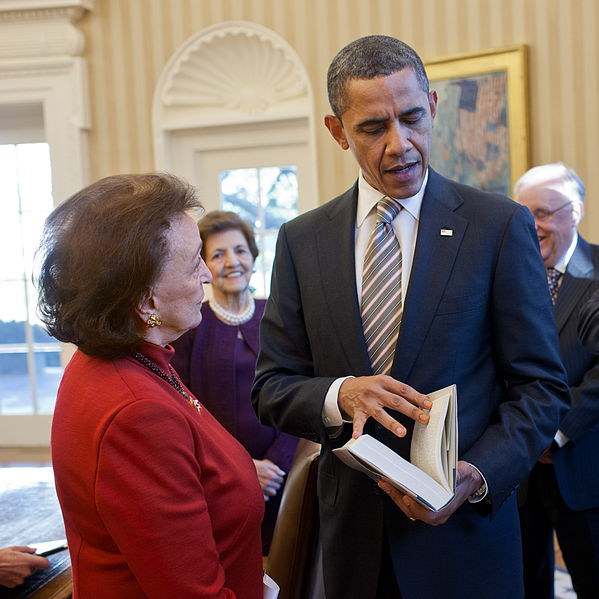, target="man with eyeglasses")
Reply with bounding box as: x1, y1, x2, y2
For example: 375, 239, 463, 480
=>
515, 162, 599, 599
